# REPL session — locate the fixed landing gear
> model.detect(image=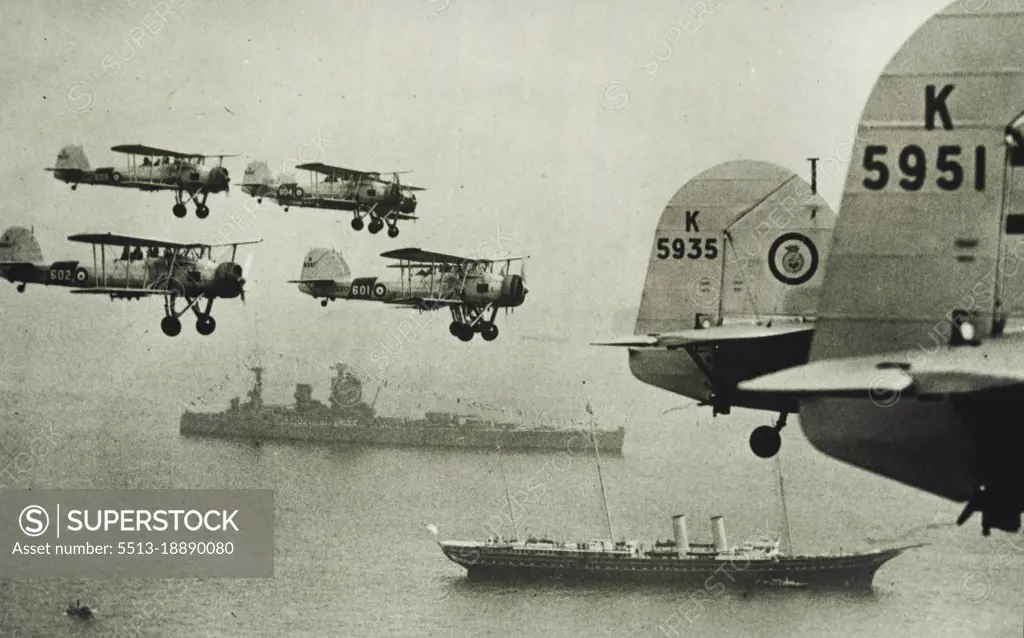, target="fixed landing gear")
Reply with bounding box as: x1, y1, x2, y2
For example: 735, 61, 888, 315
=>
196, 313, 216, 336
387, 225, 400, 238
16, 283, 26, 293
750, 412, 788, 459
161, 315, 182, 337
351, 217, 364, 231
368, 218, 384, 234
172, 190, 211, 219
161, 294, 218, 337
71, 184, 78, 191
257, 197, 263, 204
449, 321, 499, 342
321, 299, 329, 307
